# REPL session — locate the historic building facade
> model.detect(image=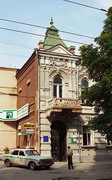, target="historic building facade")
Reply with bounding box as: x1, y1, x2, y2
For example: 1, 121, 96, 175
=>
15, 19, 112, 162
0, 19, 111, 162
